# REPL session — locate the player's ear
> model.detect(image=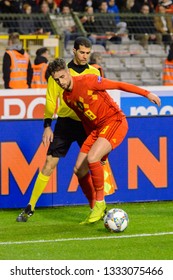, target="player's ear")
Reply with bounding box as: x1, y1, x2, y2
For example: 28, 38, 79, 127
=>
73, 48, 76, 55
